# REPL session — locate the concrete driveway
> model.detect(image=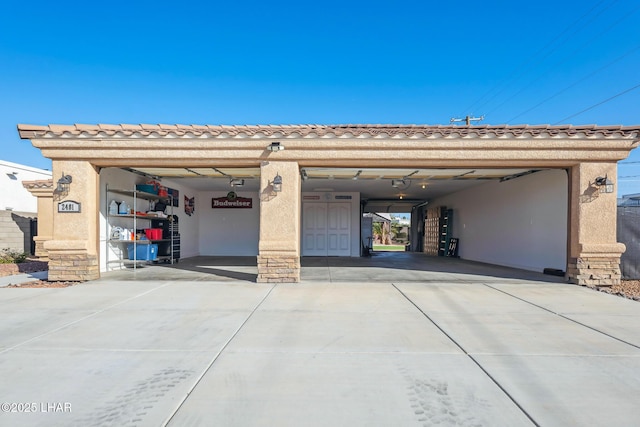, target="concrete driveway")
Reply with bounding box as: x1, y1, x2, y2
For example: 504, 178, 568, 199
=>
1, 258, 639, 426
